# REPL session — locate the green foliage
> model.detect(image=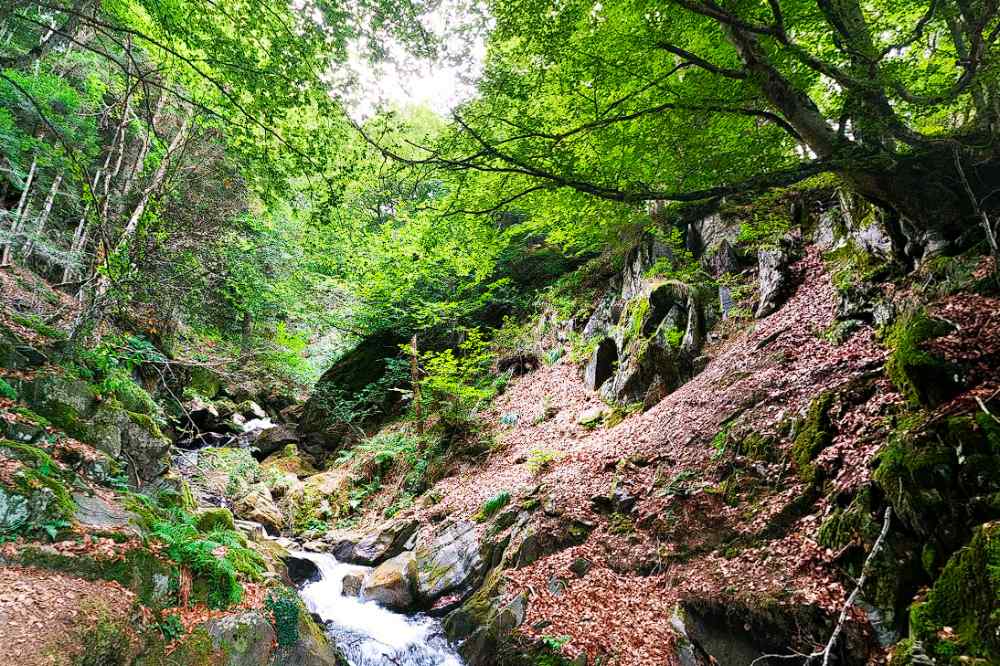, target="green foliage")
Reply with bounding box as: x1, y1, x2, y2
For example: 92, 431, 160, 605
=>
475, 490, 511, 522
338, 430, 446, 516
67, 335, 165, 422
539, 634, 572, 652
527, 448, 562, 474
10, 313, 67, 341
0, 378, 17, 400
493, 315, 537, 359
710, 424, 731, 461
603, 402, 643, 428
646, 225, 702, 282
419, 328, 496, 431
129, 495, 264, 609
158, 613, 184, 642
565, 332, 601, 366
310, 356, 410, 435
608, 512, 634, 534
266, 588, 301, 648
